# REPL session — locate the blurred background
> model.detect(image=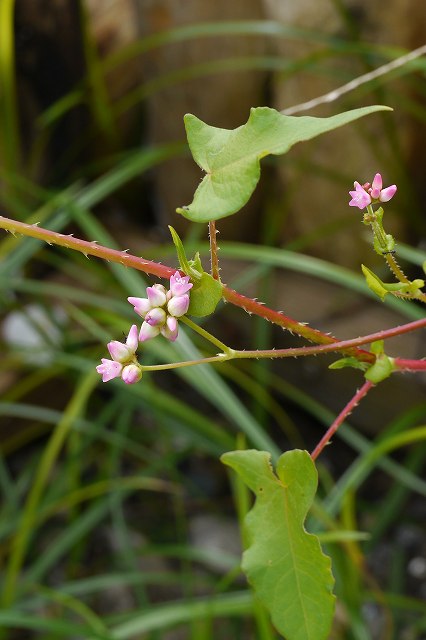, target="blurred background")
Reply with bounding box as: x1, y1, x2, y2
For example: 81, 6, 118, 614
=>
0, 1, 426, 638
